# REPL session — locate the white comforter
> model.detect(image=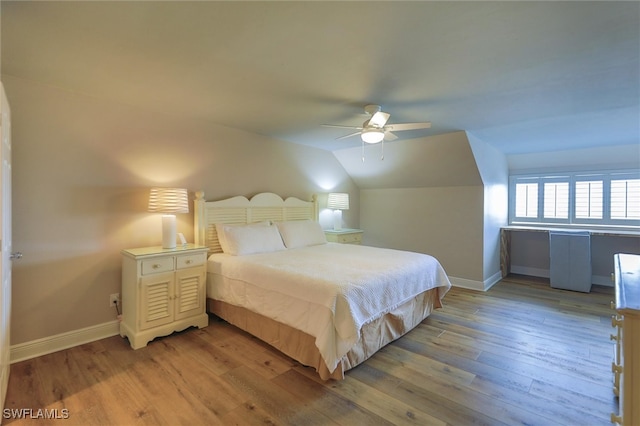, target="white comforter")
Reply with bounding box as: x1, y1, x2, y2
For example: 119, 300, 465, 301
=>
207, 242, 451, 373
